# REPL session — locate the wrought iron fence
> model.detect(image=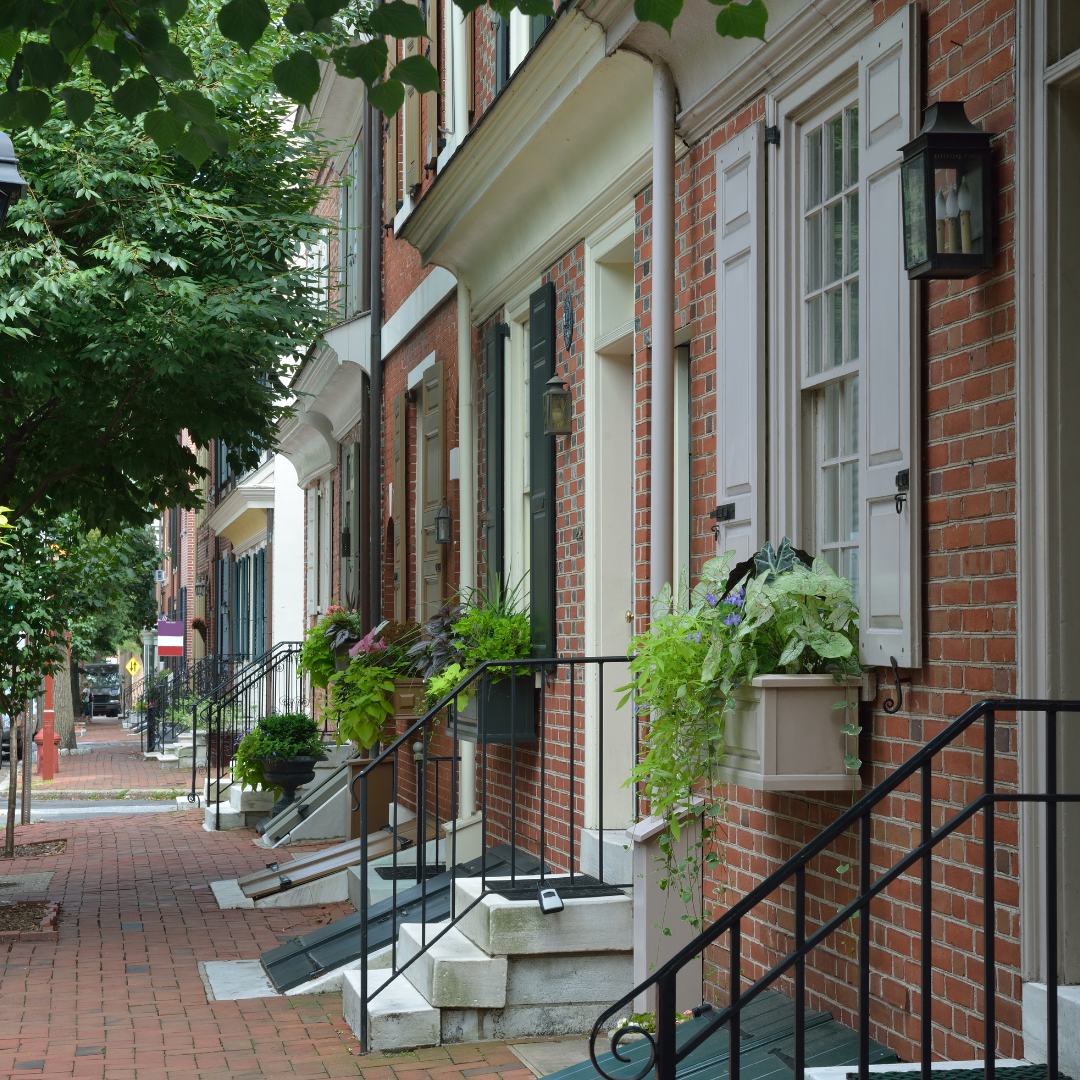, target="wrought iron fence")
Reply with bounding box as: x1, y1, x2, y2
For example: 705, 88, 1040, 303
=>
349, 655, 637, 1050
138, 654, 247, 753
201, 642, 308, 821
588, 699, 1080, 1080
